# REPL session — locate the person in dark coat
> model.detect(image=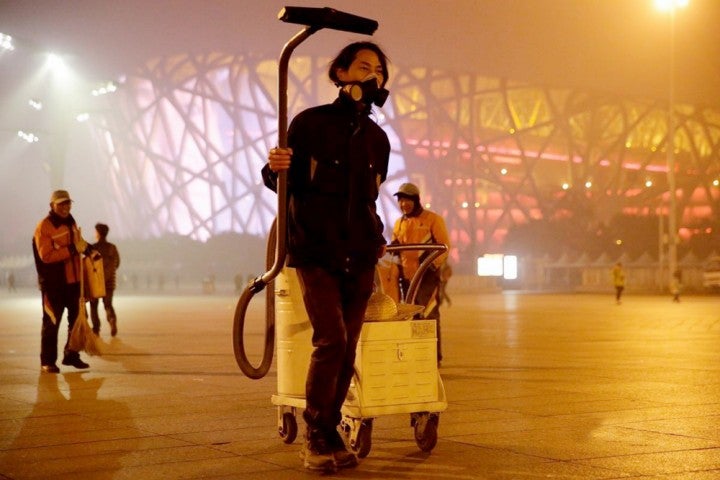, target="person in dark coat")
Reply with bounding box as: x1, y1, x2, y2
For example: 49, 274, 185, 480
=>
262, 41, 390, 473
90, 223, 121, 336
